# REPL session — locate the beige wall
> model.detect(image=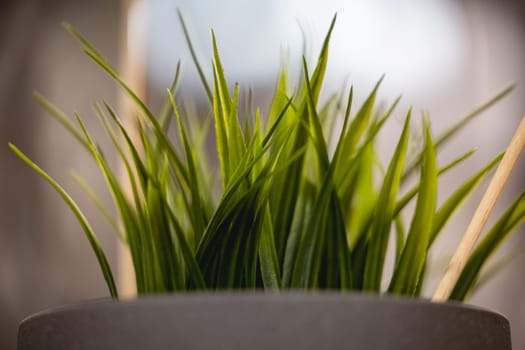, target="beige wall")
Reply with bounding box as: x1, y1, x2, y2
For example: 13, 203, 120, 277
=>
0, 1, 120, 349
